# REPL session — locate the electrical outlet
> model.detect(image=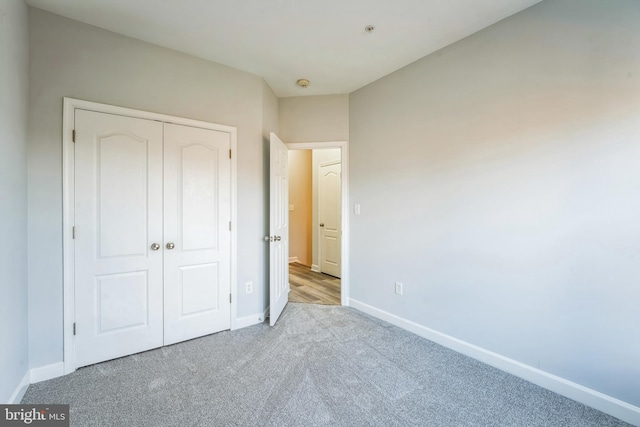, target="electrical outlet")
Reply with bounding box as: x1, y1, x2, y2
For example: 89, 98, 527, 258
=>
246, 281, 253, 294
395, 282, 403, 296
